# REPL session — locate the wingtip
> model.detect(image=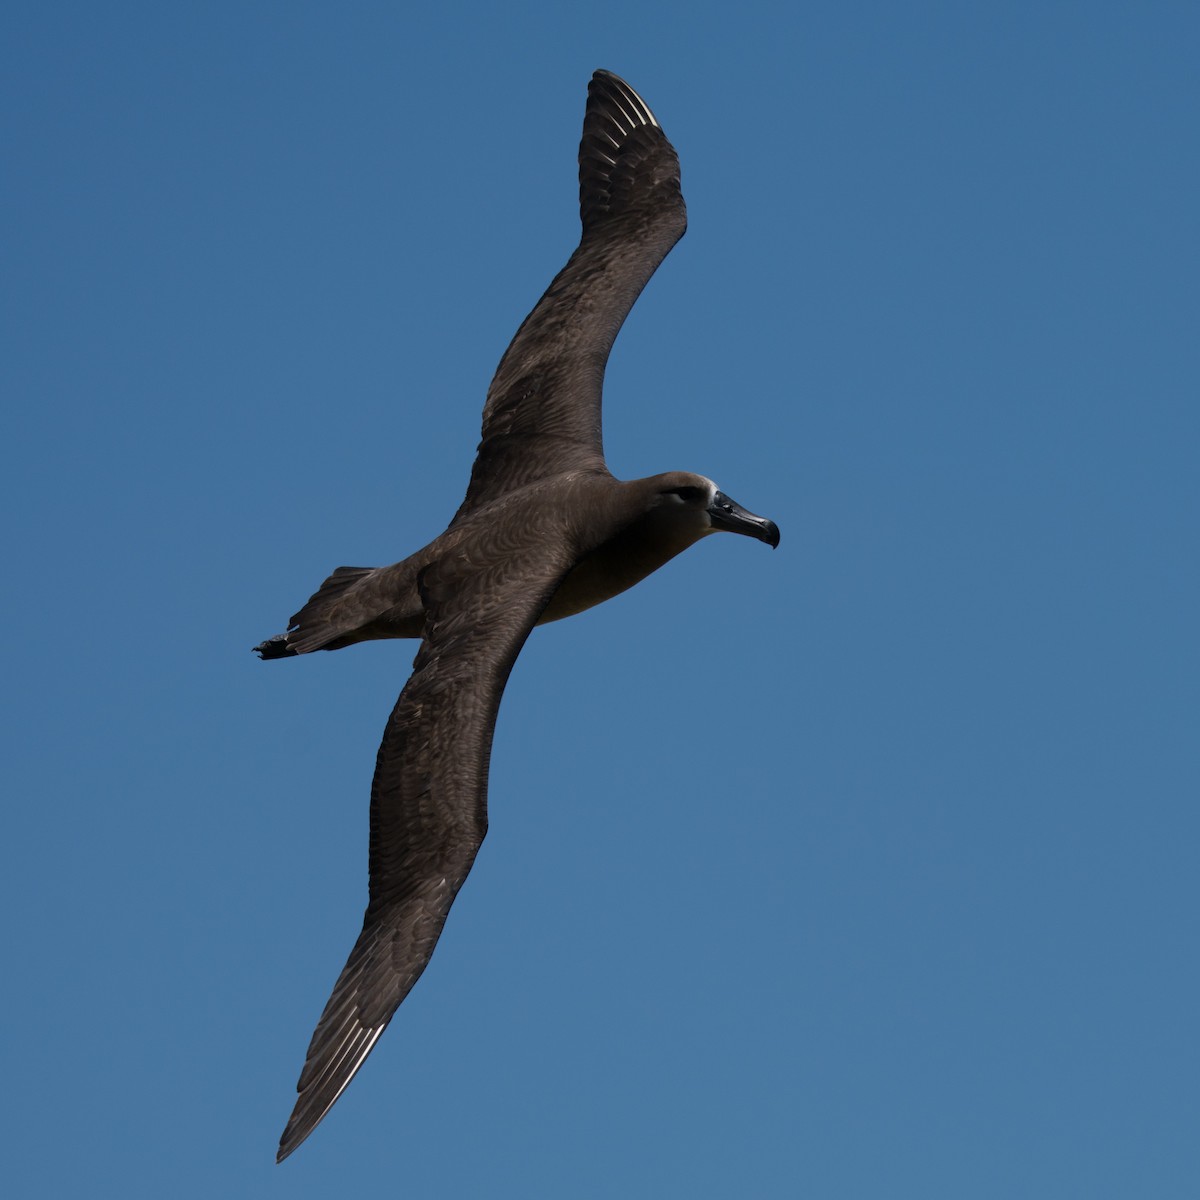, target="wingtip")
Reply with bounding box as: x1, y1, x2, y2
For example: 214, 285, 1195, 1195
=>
274, 1104, 316, 1161
276, 1109, 310, 1163
275, 1119, 312, 1164
588, 69, 660, 129
579, 69, 681, 235
273, 994, 390, 1162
